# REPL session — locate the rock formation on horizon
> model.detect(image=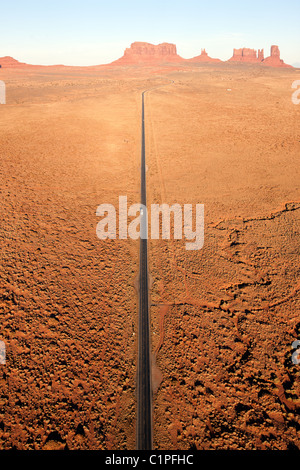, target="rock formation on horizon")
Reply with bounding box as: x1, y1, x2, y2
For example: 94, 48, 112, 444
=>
0, 56, 30, 68
111, 42, 184, 65
229, 48, 264, 63
258, 49, 264, 61
263, 45, 292, 68
229, 45, 292, 67
0, 43, 293, 69
0, 56, 70, 69
188, 48, 221, 63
